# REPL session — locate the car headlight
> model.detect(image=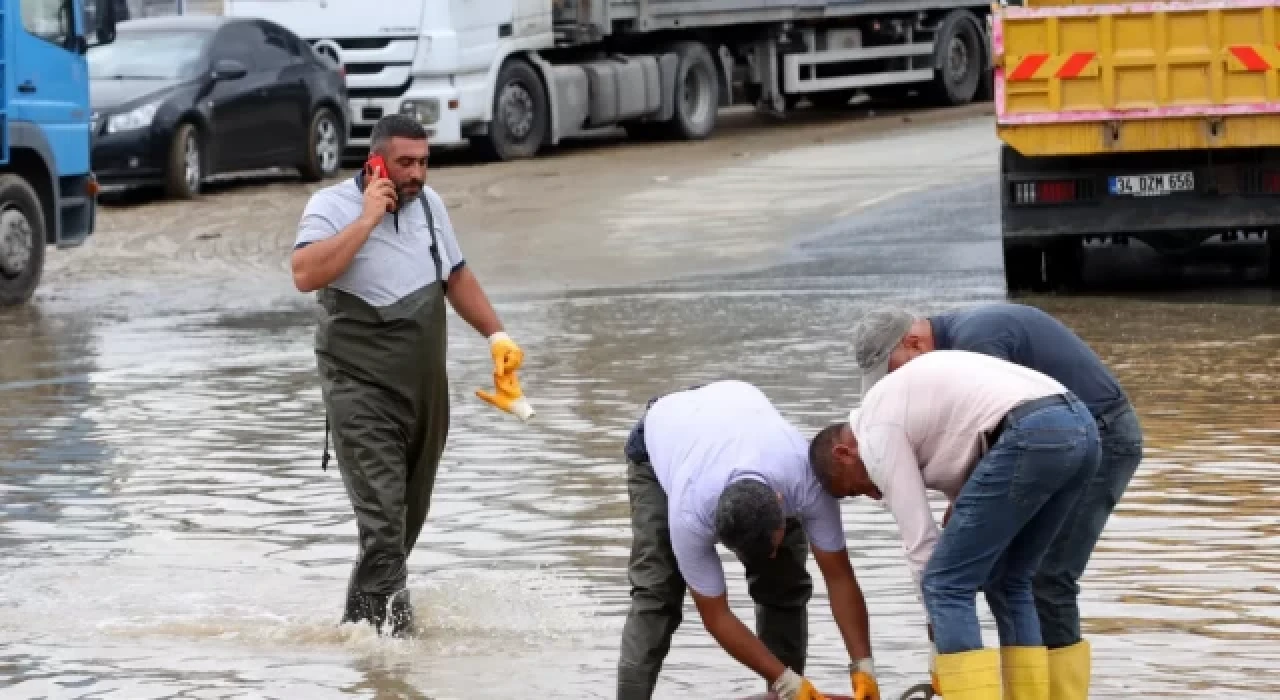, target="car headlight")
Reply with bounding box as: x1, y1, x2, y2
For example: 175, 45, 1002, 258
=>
106, 102, 159, 133
399, 99, 440, 125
